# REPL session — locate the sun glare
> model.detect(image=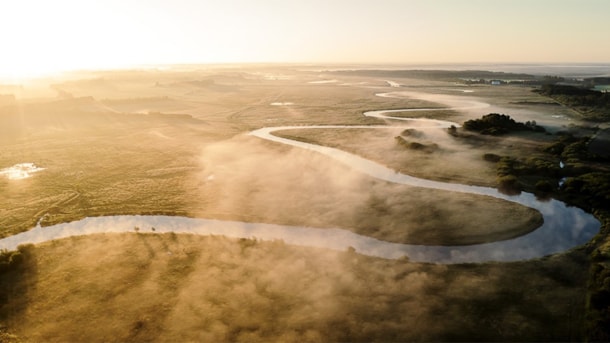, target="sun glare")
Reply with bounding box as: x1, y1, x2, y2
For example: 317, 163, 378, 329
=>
1, 0, 608, 81
0, 61, 65, 81
0, 163, 46, 180
0, 1, 145, 81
